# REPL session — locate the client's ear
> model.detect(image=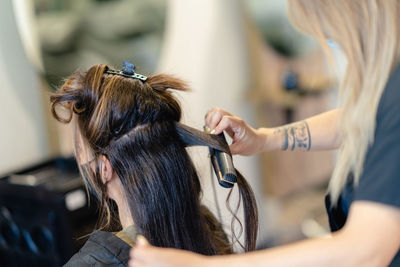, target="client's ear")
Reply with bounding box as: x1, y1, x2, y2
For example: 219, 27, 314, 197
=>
100, 155, 114, 184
